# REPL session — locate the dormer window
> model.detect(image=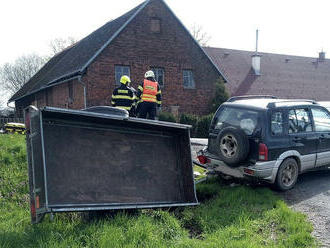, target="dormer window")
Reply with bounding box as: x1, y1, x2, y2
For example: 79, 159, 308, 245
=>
150, 18, 161, 33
